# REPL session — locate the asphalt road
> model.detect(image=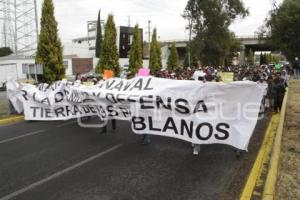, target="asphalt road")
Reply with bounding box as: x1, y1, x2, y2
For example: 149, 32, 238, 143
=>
0, 115, 270, 200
